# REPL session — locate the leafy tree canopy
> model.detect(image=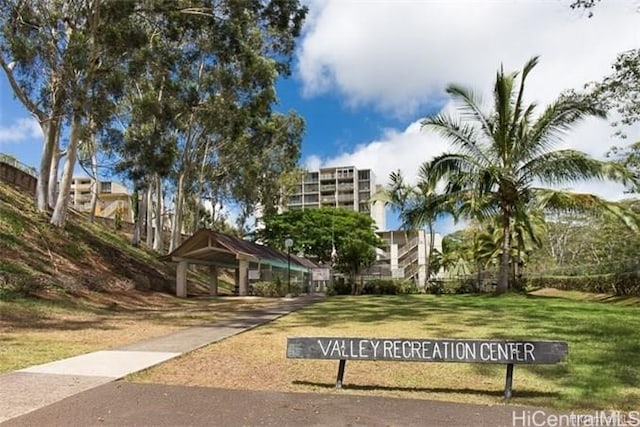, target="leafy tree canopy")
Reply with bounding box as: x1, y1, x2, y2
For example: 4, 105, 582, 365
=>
254, 207, 381, 272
